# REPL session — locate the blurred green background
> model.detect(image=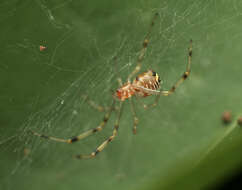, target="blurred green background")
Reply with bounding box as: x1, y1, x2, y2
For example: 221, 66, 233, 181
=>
1, 0, 242, 189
